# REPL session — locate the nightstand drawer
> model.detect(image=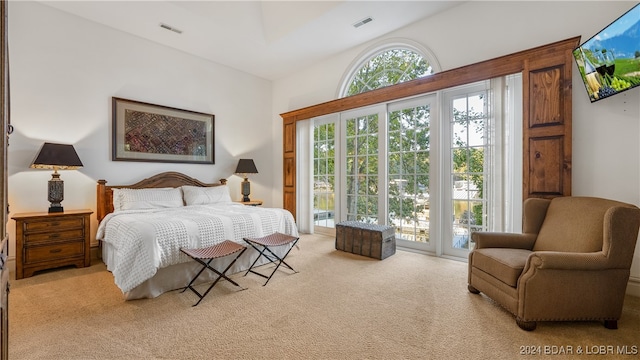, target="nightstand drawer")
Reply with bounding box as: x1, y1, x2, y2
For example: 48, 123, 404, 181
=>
25, 229, 85, 244
25, 242, 84, 263
22, 217, 84, 233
